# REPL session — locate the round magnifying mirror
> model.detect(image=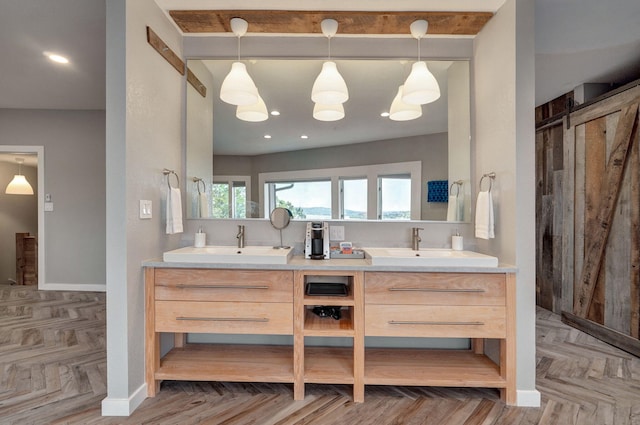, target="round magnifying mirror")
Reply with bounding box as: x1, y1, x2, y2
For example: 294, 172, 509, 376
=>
270, 207, 291, 249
